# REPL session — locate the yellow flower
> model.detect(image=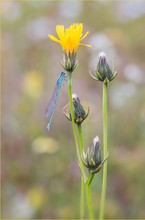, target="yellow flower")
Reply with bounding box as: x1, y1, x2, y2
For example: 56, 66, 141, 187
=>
48, 23, 91, 54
